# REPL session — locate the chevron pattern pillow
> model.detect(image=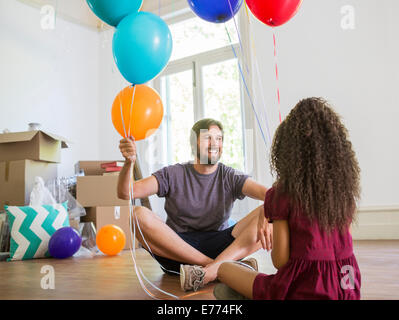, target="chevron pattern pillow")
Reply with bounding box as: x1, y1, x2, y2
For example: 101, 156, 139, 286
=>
5, 202, 70, 261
